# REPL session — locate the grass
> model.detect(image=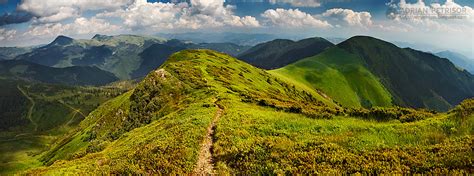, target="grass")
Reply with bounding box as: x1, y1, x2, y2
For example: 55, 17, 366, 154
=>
17, 50, 474, 174
0, 80, 128, 175
270, 47, 393, 108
